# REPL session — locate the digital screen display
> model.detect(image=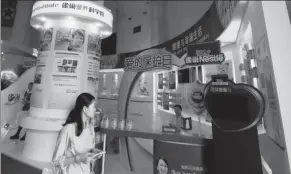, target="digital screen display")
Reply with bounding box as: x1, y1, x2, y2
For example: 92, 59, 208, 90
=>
206, 92, 251, 122
178, 68, 190, 84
